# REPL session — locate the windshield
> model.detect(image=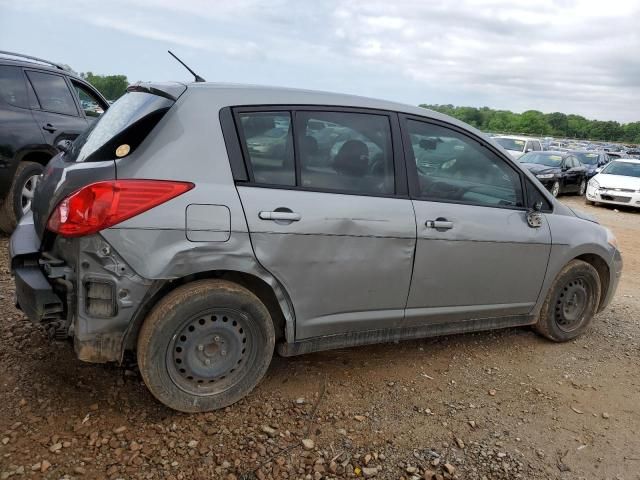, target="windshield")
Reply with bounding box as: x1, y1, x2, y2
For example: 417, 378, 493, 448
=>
495, 137, 526, 152
68, 91, 174, 162
520, 152, 563, 167
575, 153, 600, 165
602, 161, 640, 178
